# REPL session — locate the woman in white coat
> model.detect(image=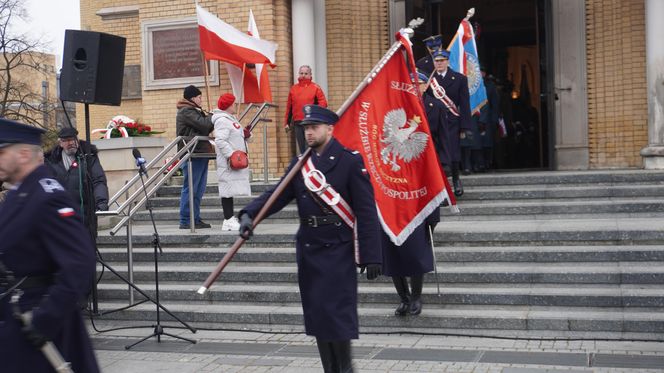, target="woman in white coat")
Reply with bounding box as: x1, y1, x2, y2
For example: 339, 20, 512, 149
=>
212, 93, 251, 231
